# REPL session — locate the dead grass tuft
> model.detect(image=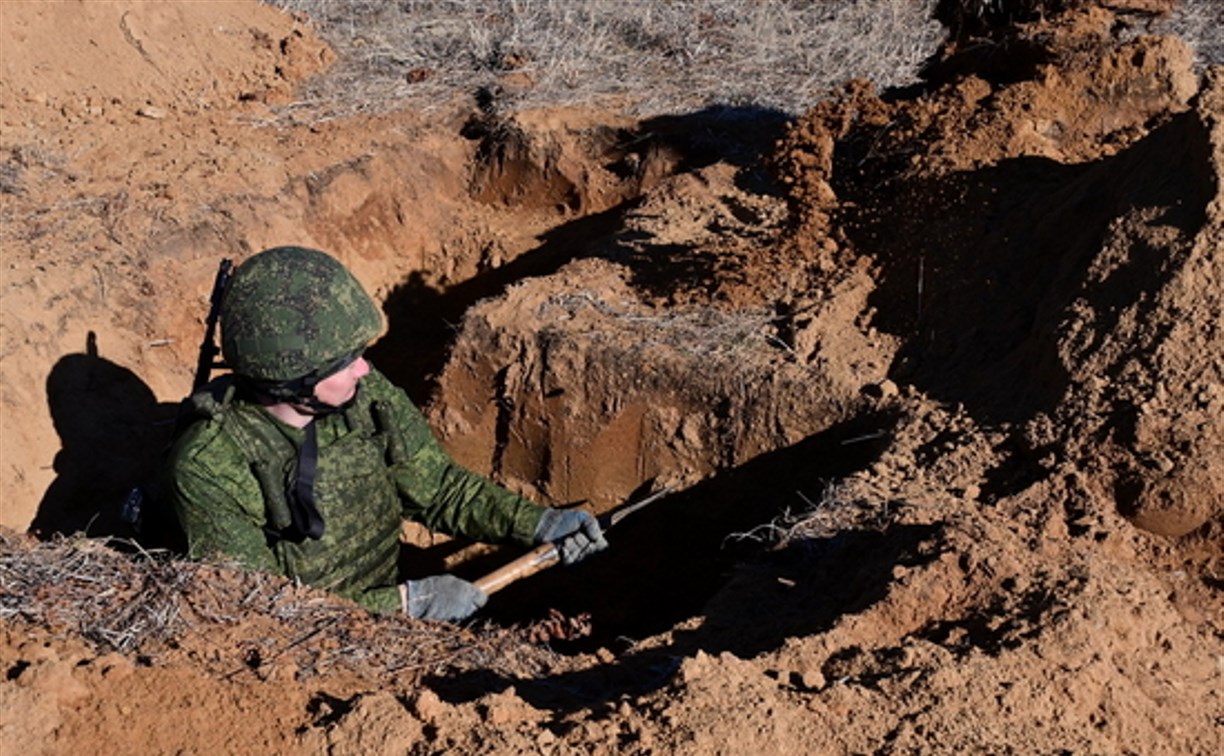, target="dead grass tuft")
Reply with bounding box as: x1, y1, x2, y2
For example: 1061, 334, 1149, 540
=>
540, 290, 784, 361
725, 480, 896, 549
0, 532, 191, 652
